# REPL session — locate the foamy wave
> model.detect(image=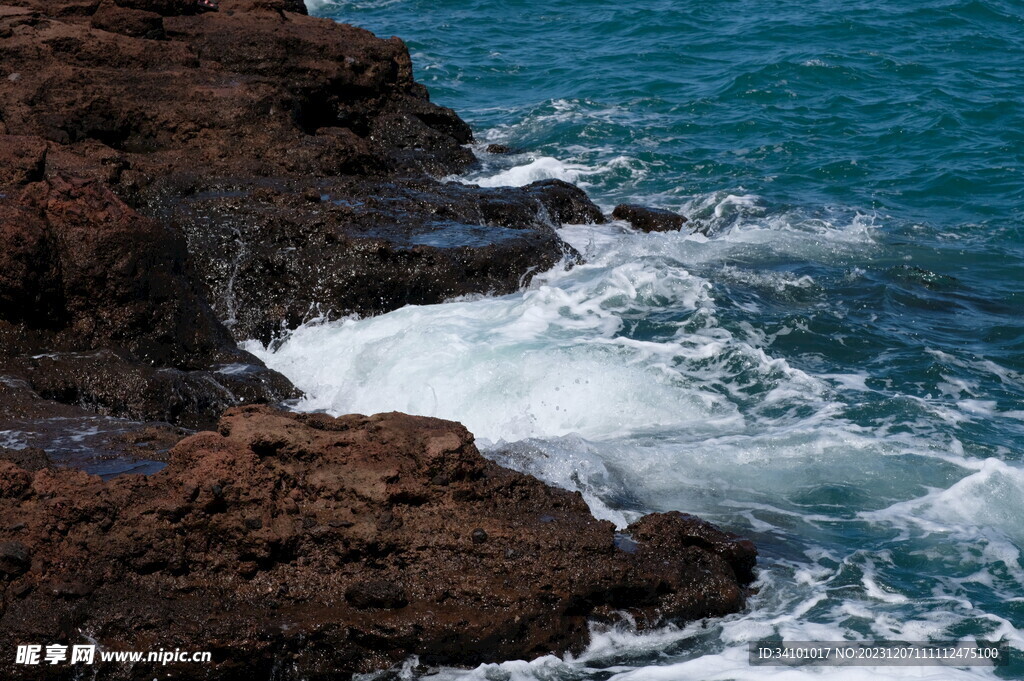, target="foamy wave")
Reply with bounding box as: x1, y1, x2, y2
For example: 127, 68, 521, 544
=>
461, 156, 595, 187
304, 0, 403, 12
862, 458, 1024, 548
457, 154, 645, 190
